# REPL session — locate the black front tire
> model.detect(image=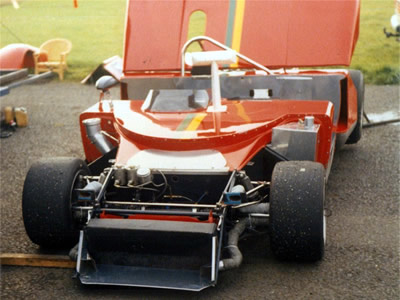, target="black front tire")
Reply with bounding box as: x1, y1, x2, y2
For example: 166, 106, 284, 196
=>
22, 157, 89, 248
269, 161, 325, 261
